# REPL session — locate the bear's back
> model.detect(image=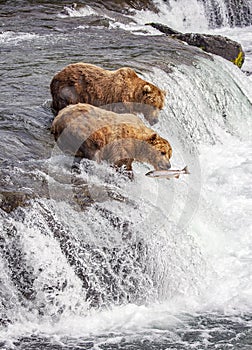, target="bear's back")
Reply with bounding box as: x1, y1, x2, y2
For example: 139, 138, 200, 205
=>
51, 103, 153, 141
